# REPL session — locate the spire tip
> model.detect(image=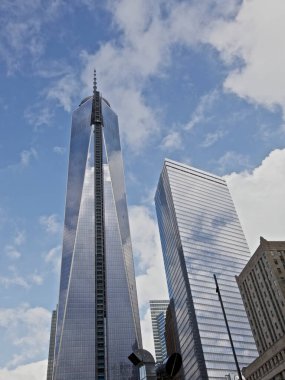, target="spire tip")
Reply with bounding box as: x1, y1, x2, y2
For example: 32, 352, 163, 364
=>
93, 69, 97, 95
